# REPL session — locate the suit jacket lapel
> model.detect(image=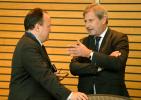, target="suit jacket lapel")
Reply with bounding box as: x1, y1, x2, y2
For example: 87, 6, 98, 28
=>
99, 28, 111, 53
25, 32, 52, 67
41, 45, 52, 67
